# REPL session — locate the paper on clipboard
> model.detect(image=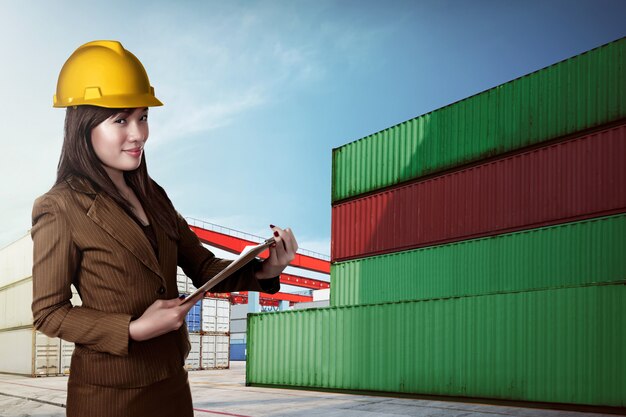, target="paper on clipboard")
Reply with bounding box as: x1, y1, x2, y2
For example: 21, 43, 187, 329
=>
180, 236, 275, 305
